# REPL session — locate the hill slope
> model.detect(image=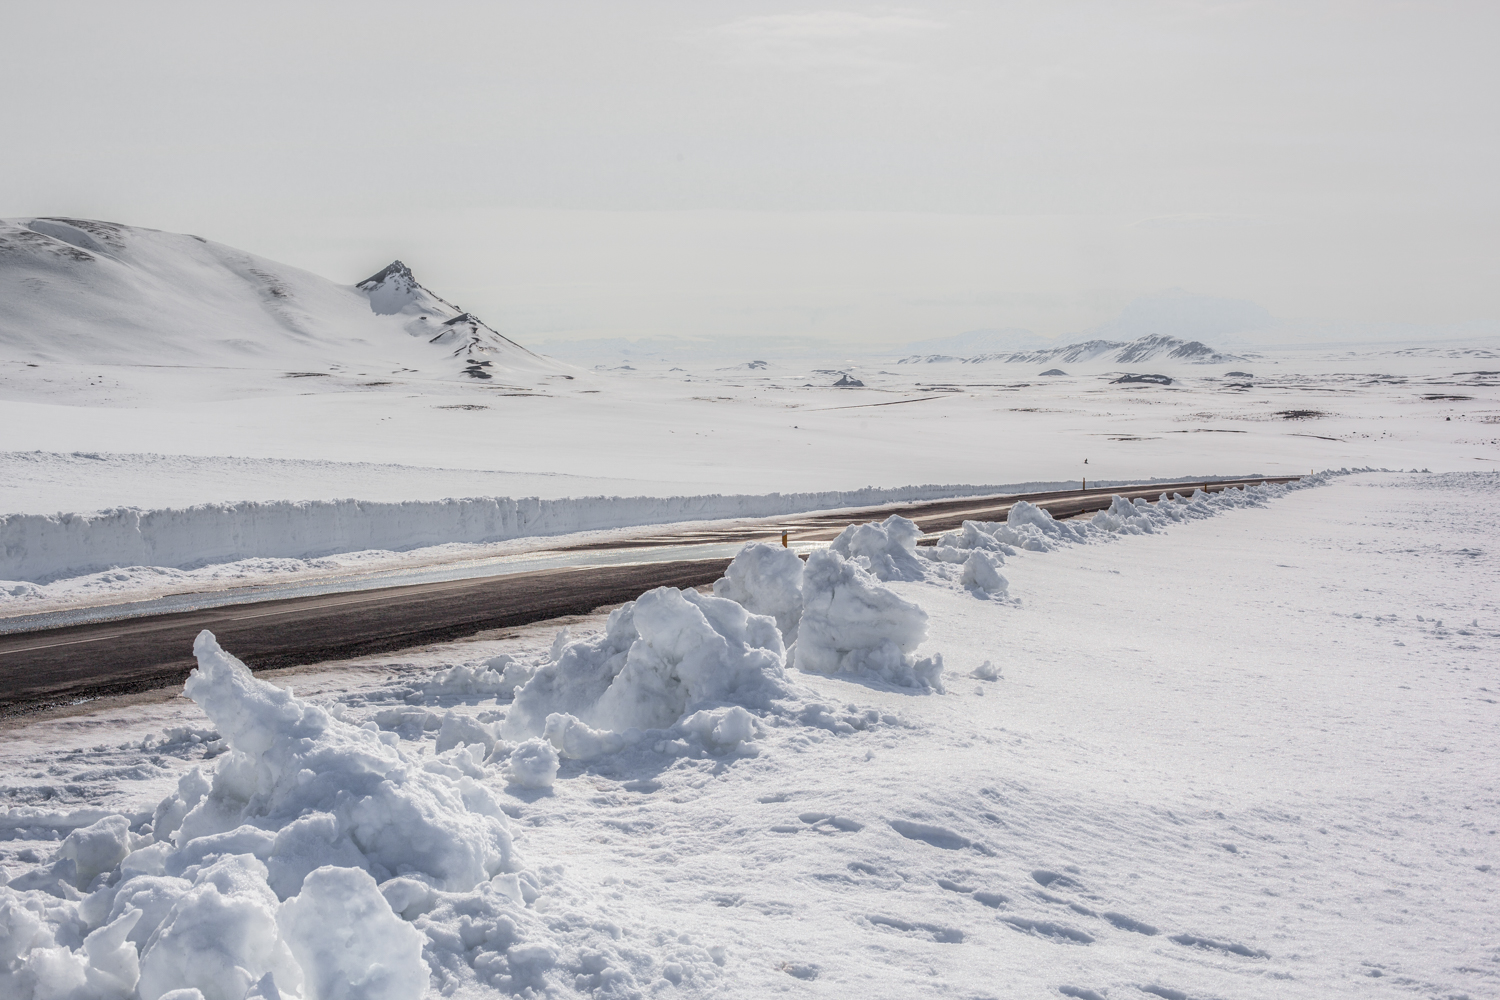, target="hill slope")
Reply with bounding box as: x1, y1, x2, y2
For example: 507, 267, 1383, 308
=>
0, 217, 560, 380
900, 334, 1242, 366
